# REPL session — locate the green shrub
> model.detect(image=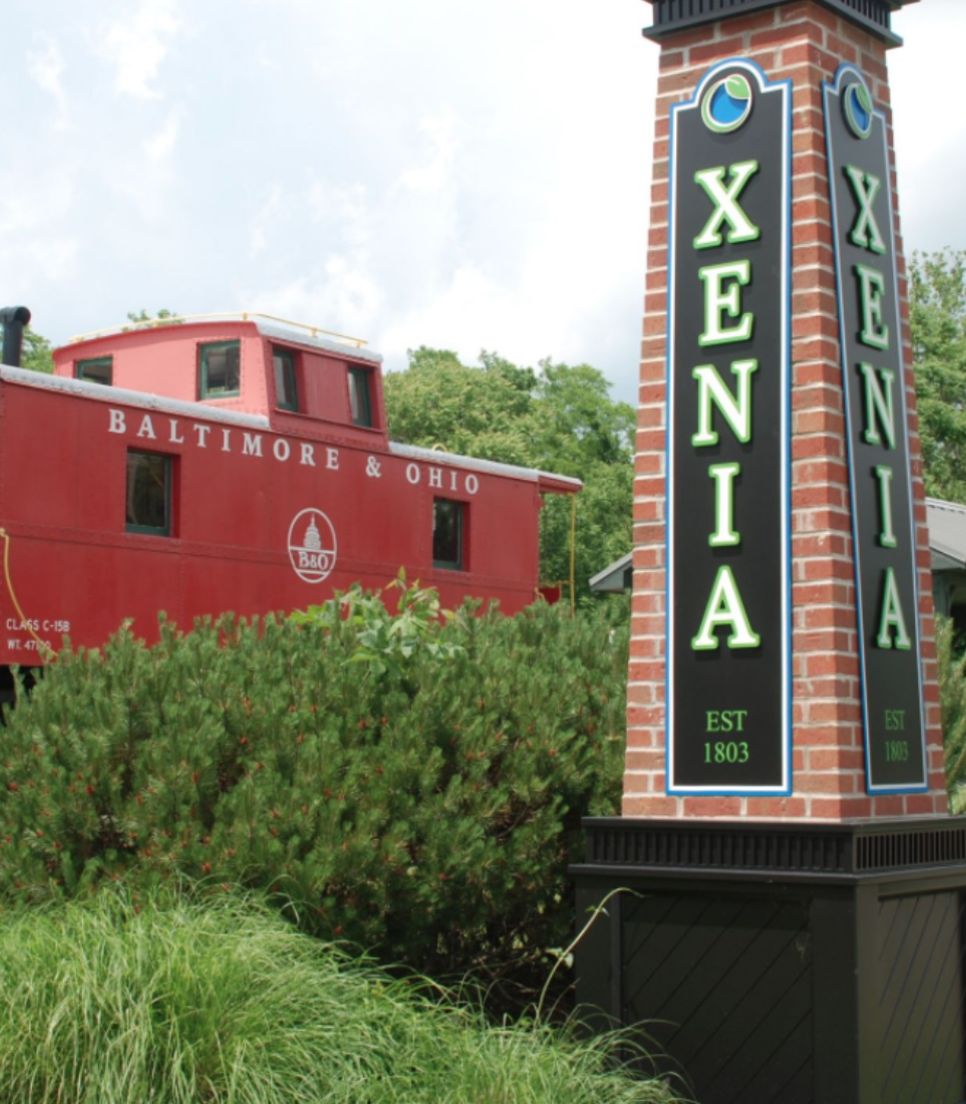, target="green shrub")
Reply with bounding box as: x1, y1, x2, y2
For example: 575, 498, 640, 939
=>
938, 615, 966, 812
0, 890, 681, 1104
0, 582, 627, 1002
